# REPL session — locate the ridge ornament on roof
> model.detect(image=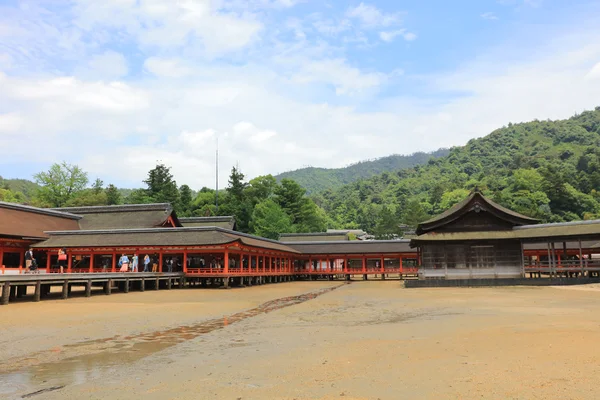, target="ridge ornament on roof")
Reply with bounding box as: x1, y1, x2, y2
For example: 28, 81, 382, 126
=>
415, 189, 538, 235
